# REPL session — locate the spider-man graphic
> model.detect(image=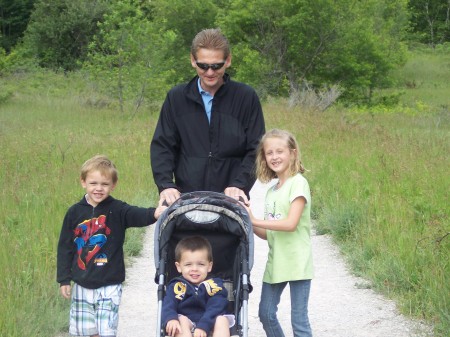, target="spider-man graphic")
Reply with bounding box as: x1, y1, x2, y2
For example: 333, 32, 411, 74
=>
74, 215, 111, 270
